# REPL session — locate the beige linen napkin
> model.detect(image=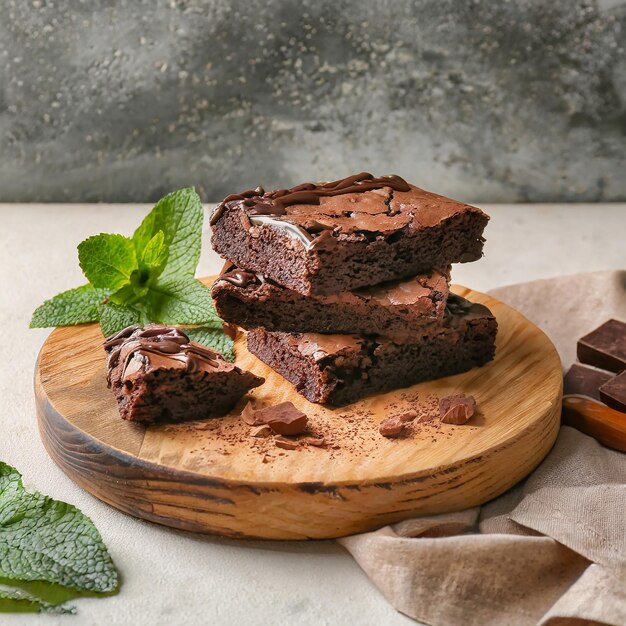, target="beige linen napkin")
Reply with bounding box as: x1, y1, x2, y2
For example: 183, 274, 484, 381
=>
339, 270, 626, 626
